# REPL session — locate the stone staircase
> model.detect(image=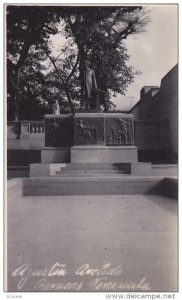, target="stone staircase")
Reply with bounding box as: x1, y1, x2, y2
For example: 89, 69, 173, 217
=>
54, 163, 129, 177
21, 162, 177, 197
23, 176, 166, 196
